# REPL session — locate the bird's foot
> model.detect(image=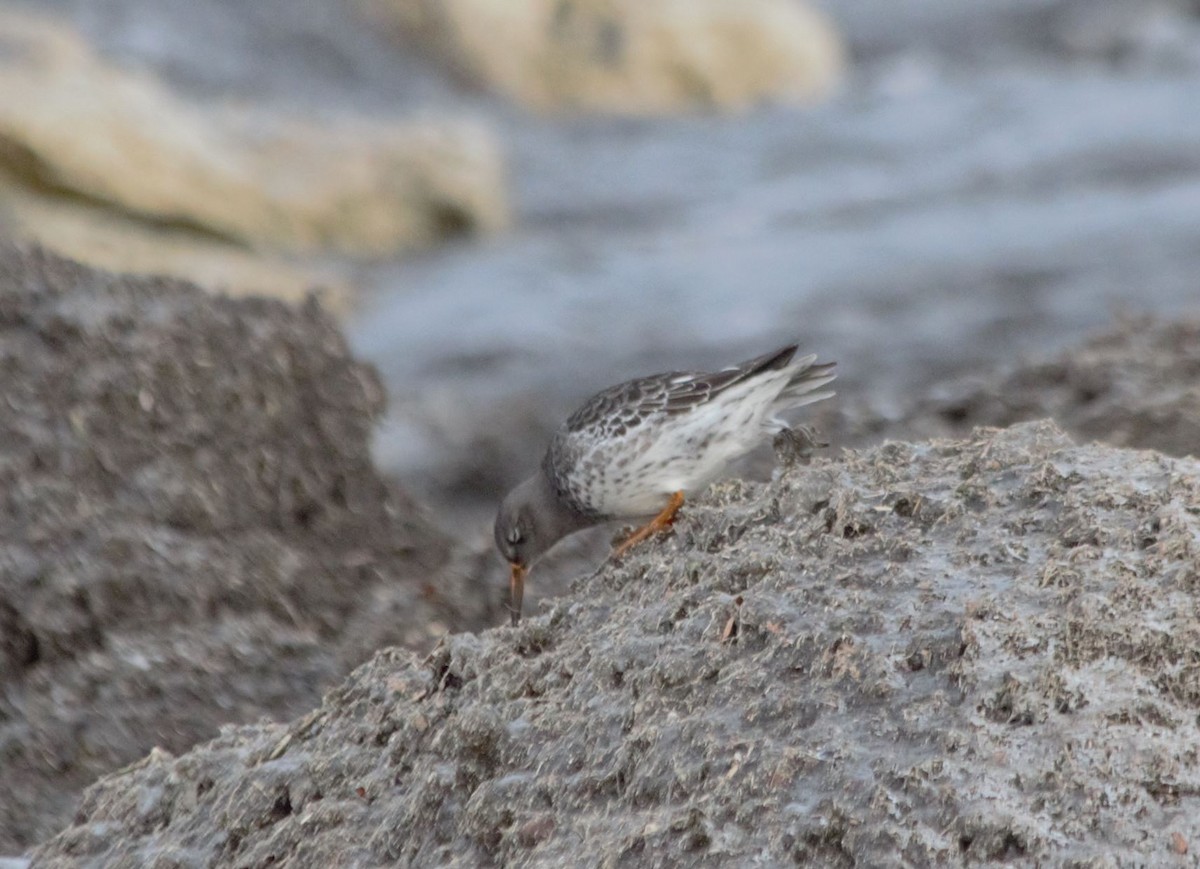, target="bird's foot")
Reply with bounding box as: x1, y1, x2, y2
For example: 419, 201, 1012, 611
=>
773, 425, 827, 467
612, 490, 684, 560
